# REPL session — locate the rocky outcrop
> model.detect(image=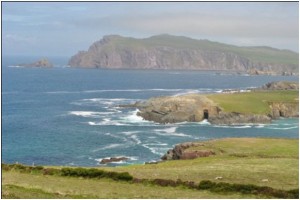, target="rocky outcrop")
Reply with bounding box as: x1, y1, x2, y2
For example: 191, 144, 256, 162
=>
99, 157, 128, 164
208, 112, 272, 125
135, 94, 221, 124
161, 142, 215, 160
133, 87, 298, 124
20, 58, 53, 68
262, 81, 299, 90
134, 94, 274, 125
269, 102, 299, 118
69, 35, 298, 75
